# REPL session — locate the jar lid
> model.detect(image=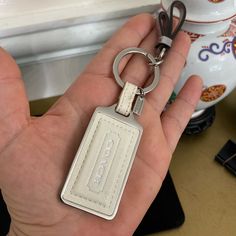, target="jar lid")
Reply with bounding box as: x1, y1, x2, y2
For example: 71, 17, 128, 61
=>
161, 0, 236, 23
